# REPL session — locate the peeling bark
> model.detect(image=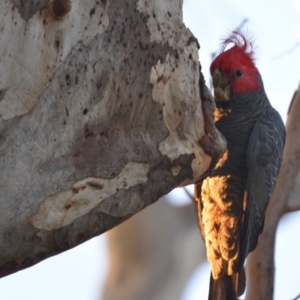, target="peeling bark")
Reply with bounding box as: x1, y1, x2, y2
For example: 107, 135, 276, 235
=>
245, 85, 300, 300
0, 0, 224, 277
